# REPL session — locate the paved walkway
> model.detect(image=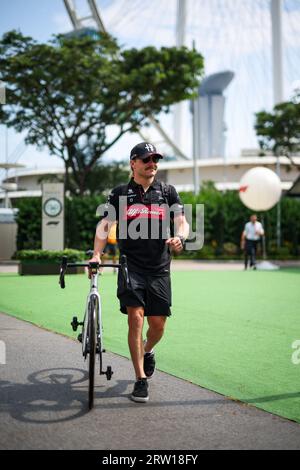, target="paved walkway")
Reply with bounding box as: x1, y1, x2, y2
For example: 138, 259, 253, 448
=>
0, 313, 299, 450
